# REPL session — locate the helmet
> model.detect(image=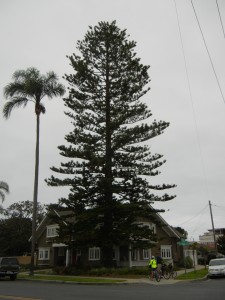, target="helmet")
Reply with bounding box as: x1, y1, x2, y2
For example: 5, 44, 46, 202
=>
152, 256, 155, 259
